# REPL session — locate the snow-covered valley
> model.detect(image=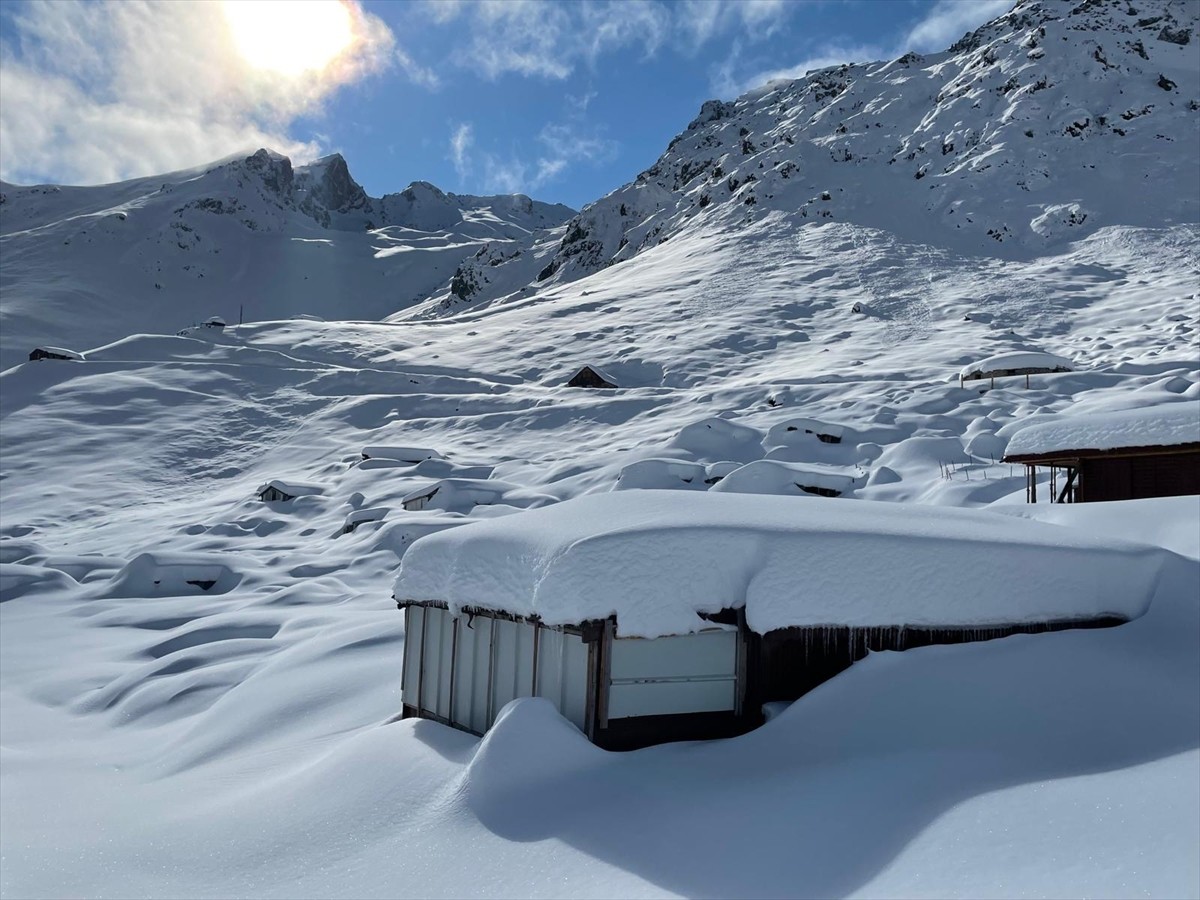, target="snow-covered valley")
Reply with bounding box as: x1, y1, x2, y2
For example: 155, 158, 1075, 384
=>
1, 0, 1198, 896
